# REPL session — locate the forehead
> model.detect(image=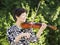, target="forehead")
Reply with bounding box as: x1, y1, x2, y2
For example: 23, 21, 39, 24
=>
21, 12, 27, 16
22, 12, 26, 14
